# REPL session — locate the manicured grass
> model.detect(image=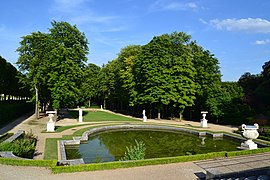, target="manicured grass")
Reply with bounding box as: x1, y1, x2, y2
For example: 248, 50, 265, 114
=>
54, 124, 89, 133
44, 138, 61, 160
0, 157, 56, 167
69, 110, 140, 122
